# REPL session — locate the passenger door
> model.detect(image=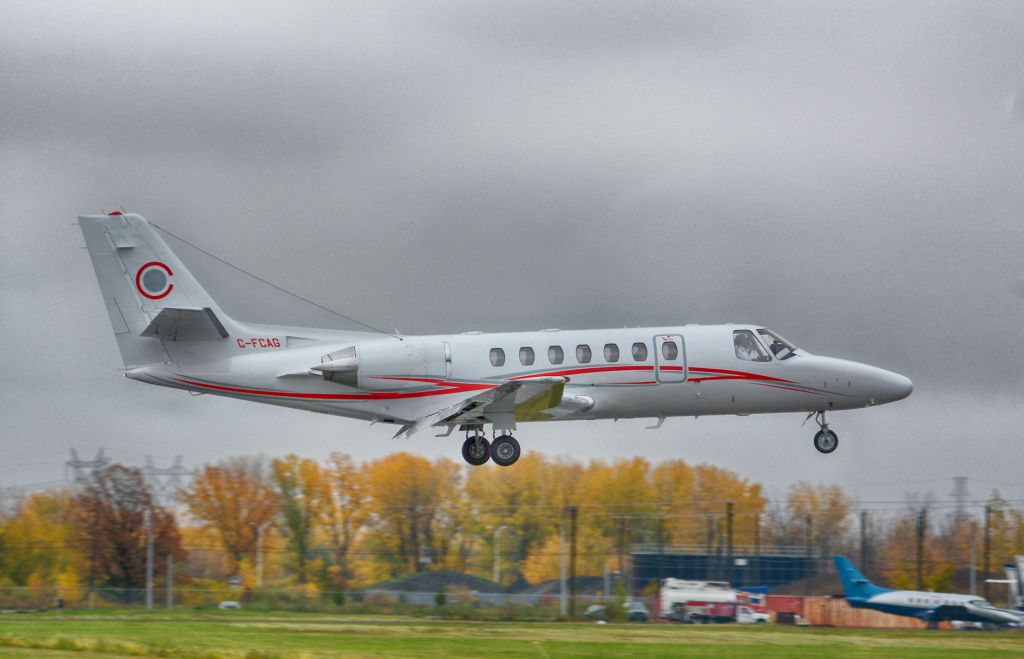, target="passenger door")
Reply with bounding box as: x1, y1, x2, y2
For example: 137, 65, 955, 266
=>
654, 334, 686, 383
